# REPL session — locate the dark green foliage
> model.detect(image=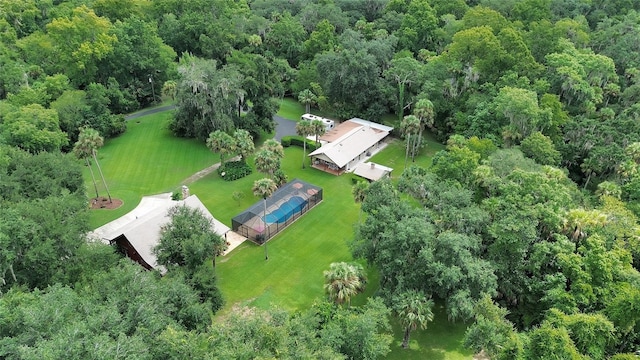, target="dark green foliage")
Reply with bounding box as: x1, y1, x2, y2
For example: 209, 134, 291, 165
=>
0, 260, 214, 359
97, 17, 177, 108
154, 205, 227, 274
0, 148, 84, 202
154, 298, 391, 359
524, 323, 584, 359
280, 137, 291, 147
281, 135, 319, 152
170, 55, 242, 139
190, 263, 224, 313
218, 160, 252, 181
355, 178, 496, 322
464, 296, 523, 360
4, 1, 640, 357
